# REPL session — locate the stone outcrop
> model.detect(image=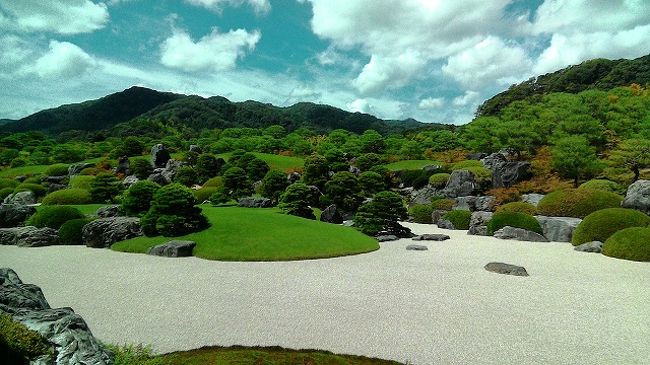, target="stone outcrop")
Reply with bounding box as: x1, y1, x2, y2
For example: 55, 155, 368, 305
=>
115, 156, 130, 175
406, 244, 428, 251
475, 196, 496, 212
442, 170, 477, 198
147, 240, 196, 257
189, 145, 202, 154
437, 219, 455, 230
522, 193, 545, 207
122, 175, 139, 188
151, 143, 171, 168
468, 211, 493, 236
82, 217, 142, 248
493, 226, 549, 242
0, 226, 59, 247
67, 162, 95, 176
148, 159, 183, 185
3, 190, 36, 206
287, 172, 301, 184
622, 179, 650, 214
320, 204, 343, 224
237, 197, 273, 208
535, 216, 582, 242
431, 209, 448, 225
453, 196, 476, 211
409, 185, 439, 206
0, 203, 36, 228
96, 205, 120, 218
484, 262, 529, 277
480, 152, 532, 188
